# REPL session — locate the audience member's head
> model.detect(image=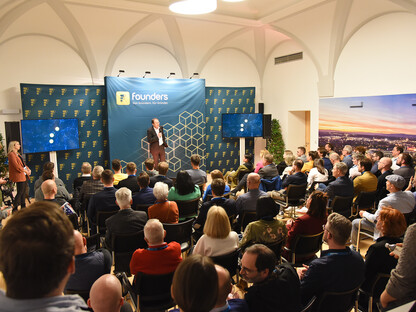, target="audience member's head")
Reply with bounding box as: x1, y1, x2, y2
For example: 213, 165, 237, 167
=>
92, 165, 104, 179
153, 182, 169, 201
111, 159, 122, 172
325, 143, 334, 152
41, 179, 57, 198
115, 187, 132, 209
313, 158, 325, 174
211, 178, 225, 197
210, 169, 224, 180
358, 158, 372, 172
397, 152, 413, 167
158, 161, 169, 175
263, 153, 274, 165
259, 149, 269, 158
256, 195, 278, 219
373, 150, 384, 161
247, 172, 261, 190
101, 169, 114, 186
333, 162, 348, 177
354, 146, 366, 154
317, 147, 327, 158
144, 158, 155, 171
329, 152, 340, 164
376, 206, 407, 238
190, 154, 201, 167
81, 162, 92, 174
125, 162, 137, 175
73, 230, 87, 256
137, 171, 150, 189
307, 190, 328, 219
175, 170, 195, 195
392, 145, 404, 157
385, 174, 406, 191
144, 219, 165, 246
240, 244, 276, 283
171, 255, 218, 312
0, 201, 74, 299
42, 169, 54, 181
378, 157, 392, 172
292, 159, 303, 172
325, 212, 351, 246
297, 146, 306, 156
214, 265, 232, 308
284, 153, 296, 166
87, 274, 124, 312
43, 161, 55, 172
352, 152, 365, 165
244, 153, 253, 163
307, 151, 318, 161
342, 145, 352, 155
204, 206, 231, 239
